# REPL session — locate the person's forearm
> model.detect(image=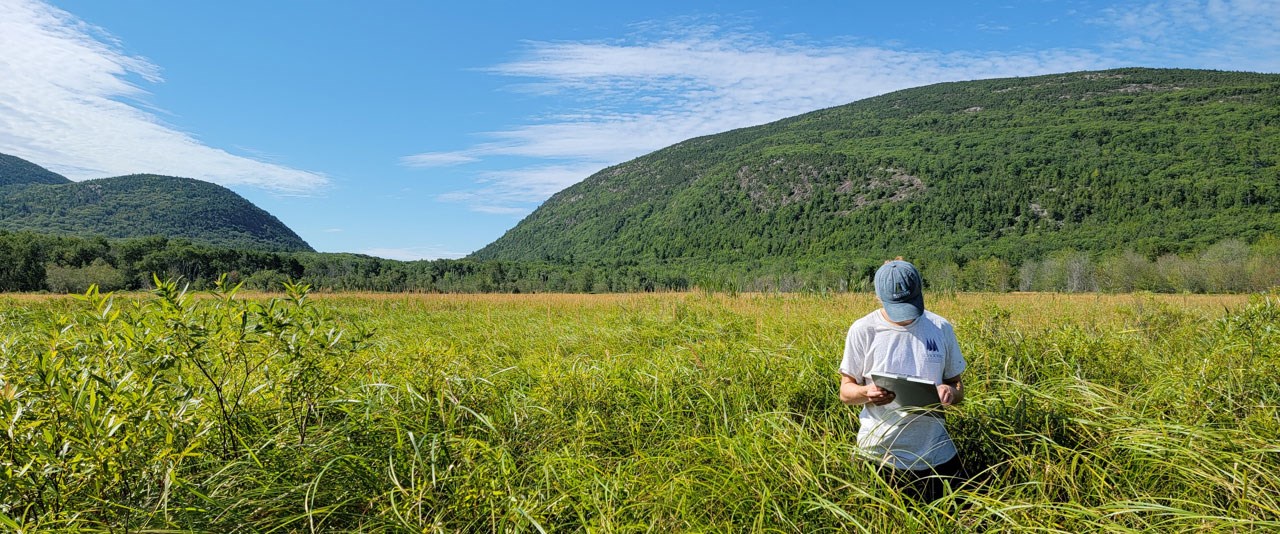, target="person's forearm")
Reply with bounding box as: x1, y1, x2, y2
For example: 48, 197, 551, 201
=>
937, 380, 964, 406
839, 381, 874, 405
